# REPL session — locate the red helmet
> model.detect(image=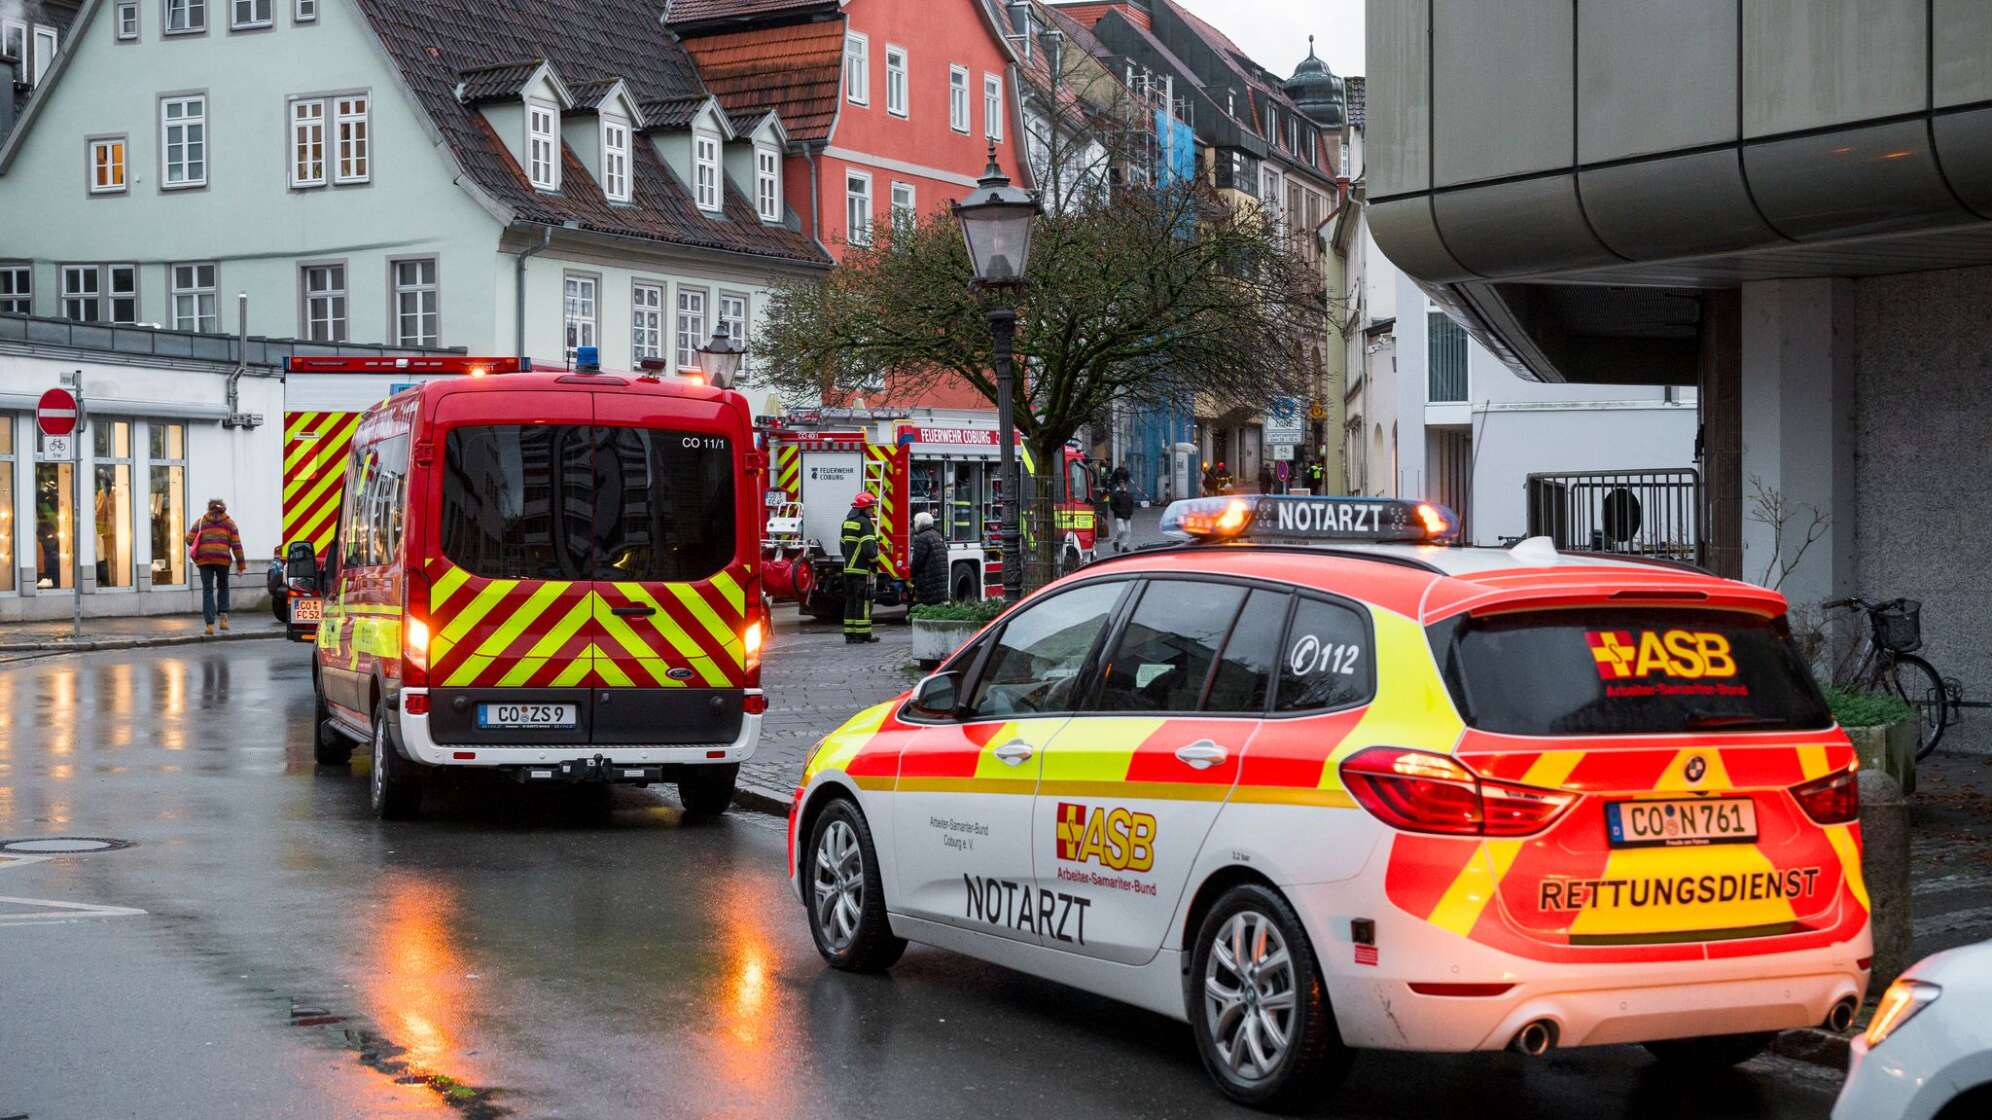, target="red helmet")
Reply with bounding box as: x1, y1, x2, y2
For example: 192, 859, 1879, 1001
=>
852, 491, 878, 510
